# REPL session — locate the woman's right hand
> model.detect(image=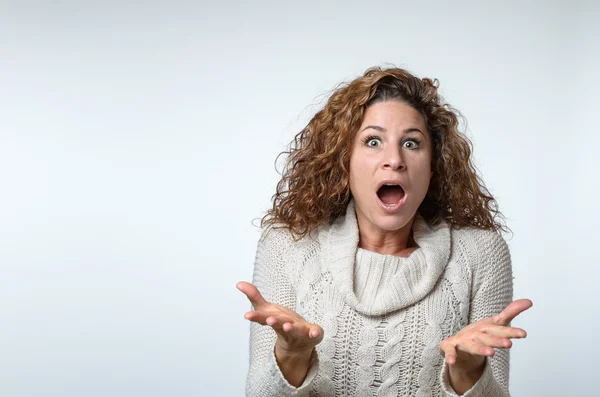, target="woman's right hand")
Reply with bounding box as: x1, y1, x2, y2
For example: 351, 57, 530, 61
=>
236, 281, 324, 354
